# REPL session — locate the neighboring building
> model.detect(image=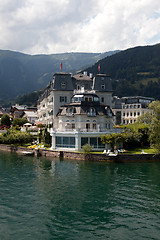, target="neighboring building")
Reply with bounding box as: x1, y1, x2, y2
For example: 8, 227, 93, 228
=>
21, 111, 38, 124
112, 96, 154, 125
37, 72, 121, 151
10, 104, 37, 120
